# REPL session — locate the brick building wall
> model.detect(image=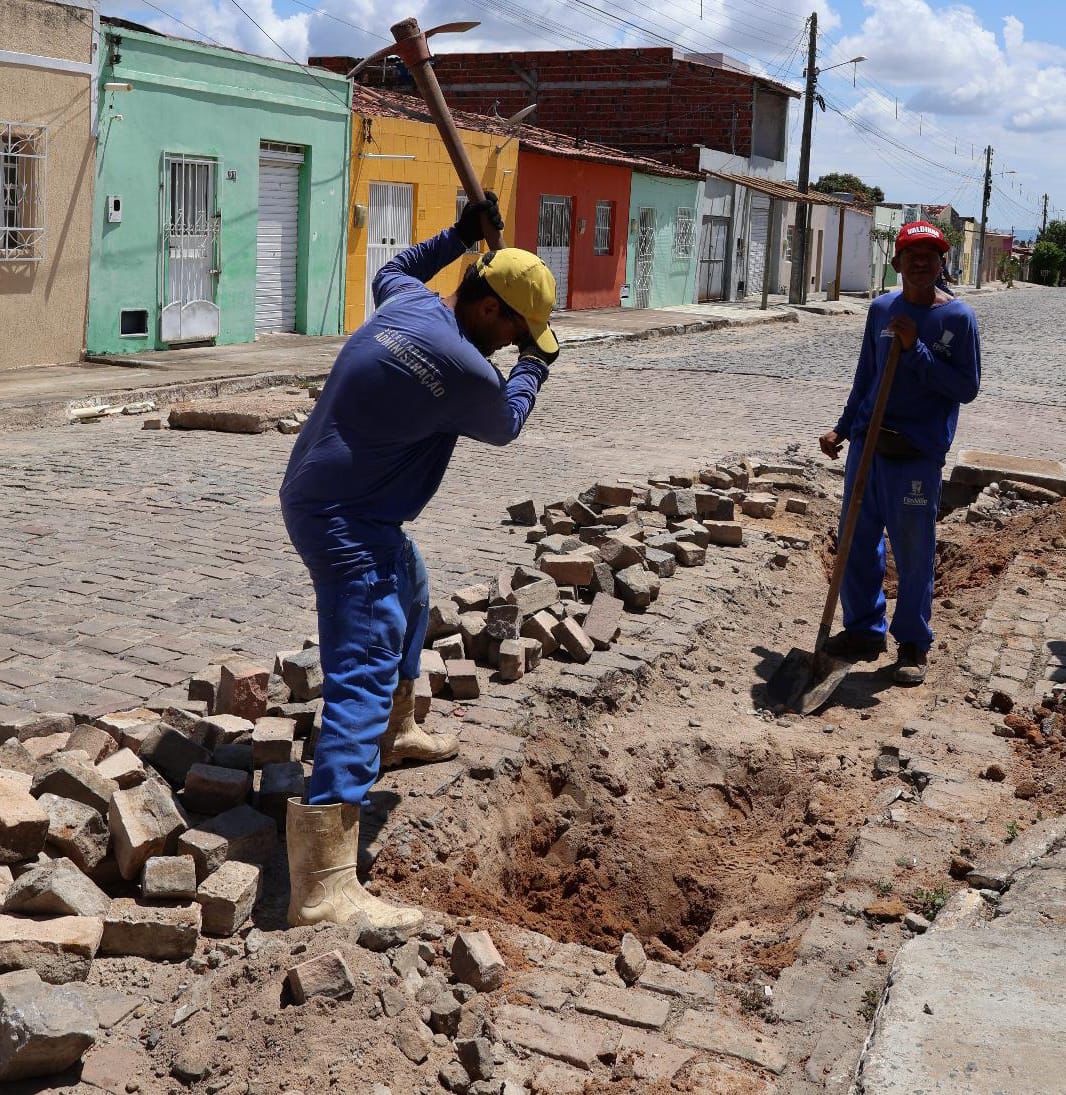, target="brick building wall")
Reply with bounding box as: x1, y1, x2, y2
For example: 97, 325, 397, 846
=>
314, 49, 785, 173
